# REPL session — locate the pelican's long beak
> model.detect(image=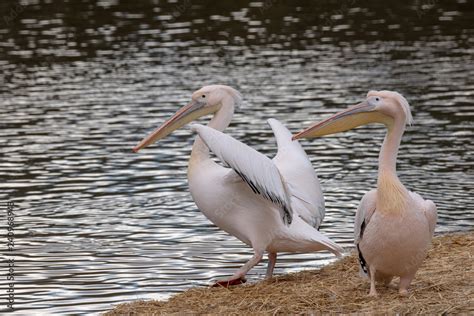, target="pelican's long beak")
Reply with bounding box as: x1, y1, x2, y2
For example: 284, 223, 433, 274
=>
293, 101, 389, 140
133, 100, 217, 152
